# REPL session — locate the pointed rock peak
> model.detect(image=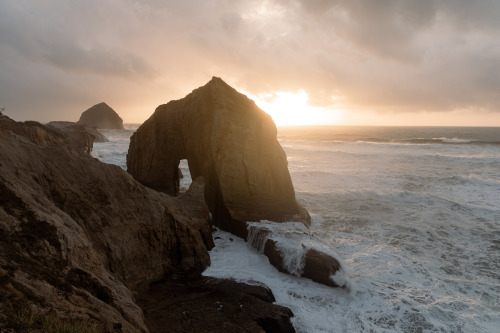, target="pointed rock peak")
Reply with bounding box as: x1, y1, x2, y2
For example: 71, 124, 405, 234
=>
78, 102, 124, 130
210, 76, 223, 83
198, 76, 238, 94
